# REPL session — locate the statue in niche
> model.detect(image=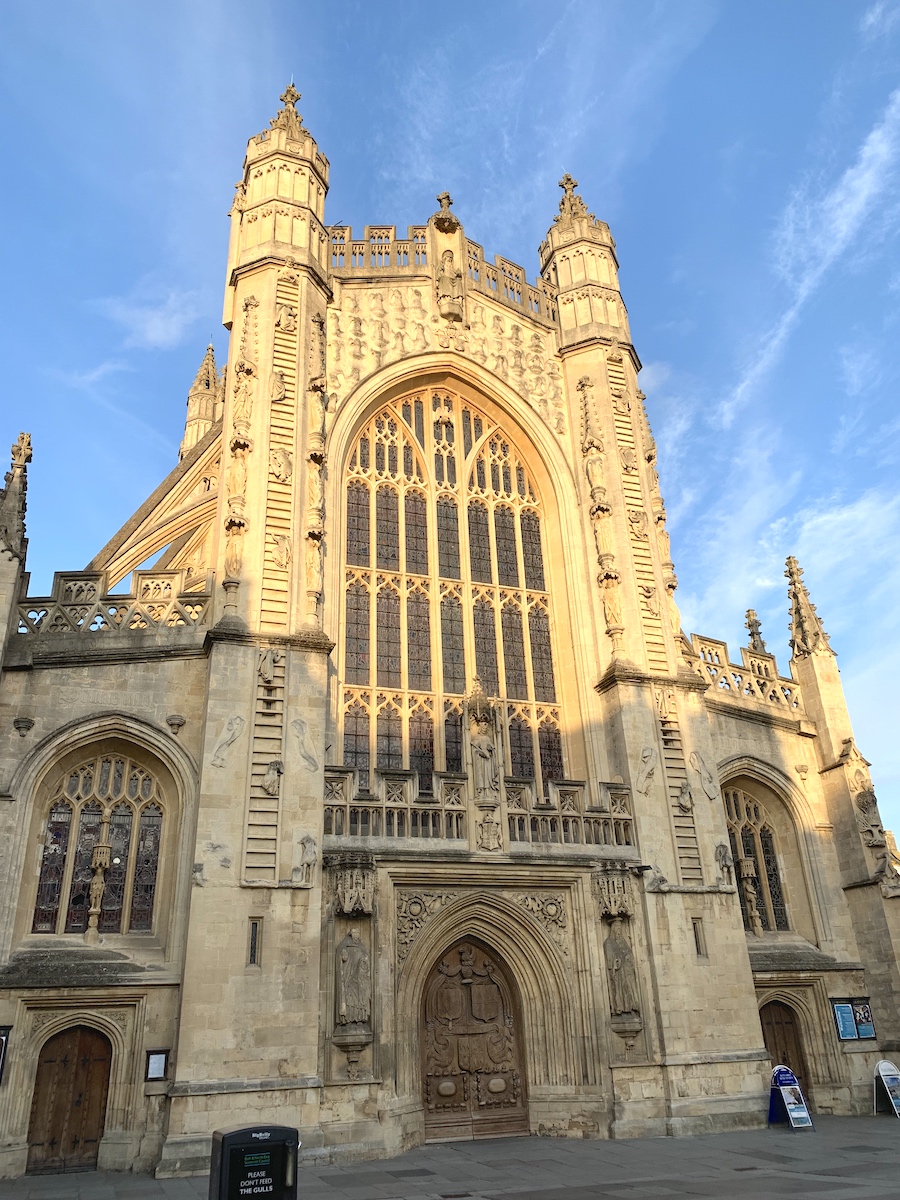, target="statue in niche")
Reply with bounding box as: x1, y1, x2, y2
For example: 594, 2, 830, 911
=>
224, 525, 244, 578
226, 447, 248, 500
715, 842, 734, 885
275, 304, 297, 332
603, 918, 640, 1016
470, 717, 499, 802
293, 834, 317, 887
270, 370, 286, 402
602, 577, 623, 630
336, 927, 371, 1025
305, 535, 324, 598
436, 250, 464, 321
